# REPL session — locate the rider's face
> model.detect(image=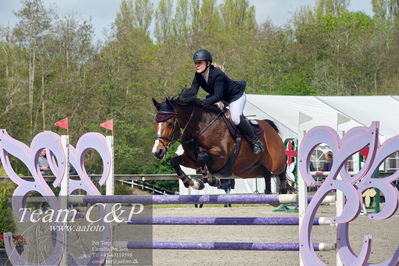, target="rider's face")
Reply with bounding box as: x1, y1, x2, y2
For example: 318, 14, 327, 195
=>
194, 60, 208, 73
